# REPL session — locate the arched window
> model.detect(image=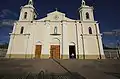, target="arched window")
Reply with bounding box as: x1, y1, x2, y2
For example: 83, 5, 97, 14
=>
29, 1, 32, 5
86, 12, 90, 19
20, 27, 24, 34
24, 12, 27, 19
34, 15, 36, 19
89, 27, 92, 34
82, 1, 85, 5
54, 26, 57, 34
